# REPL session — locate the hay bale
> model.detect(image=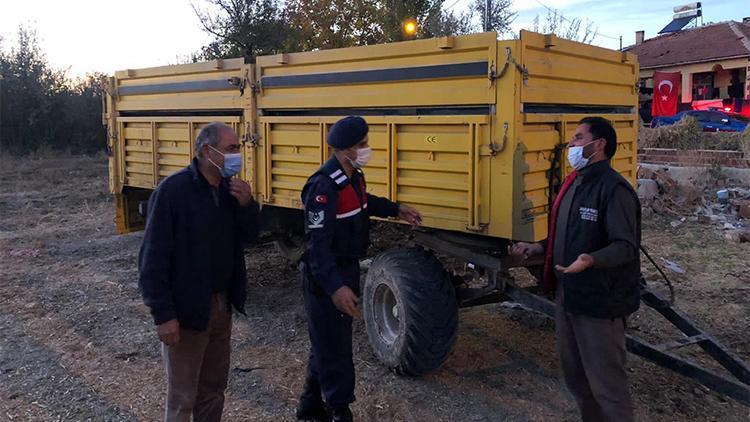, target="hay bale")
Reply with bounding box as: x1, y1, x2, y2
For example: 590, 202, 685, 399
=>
640, 115, 746, 151
640, 116, 702, 149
